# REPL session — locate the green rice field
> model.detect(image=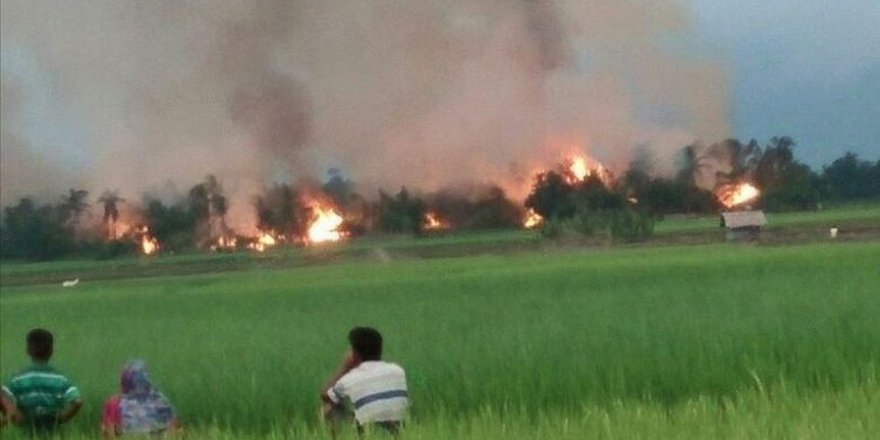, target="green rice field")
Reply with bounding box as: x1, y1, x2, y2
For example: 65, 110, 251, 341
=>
2, 242, 879, 438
